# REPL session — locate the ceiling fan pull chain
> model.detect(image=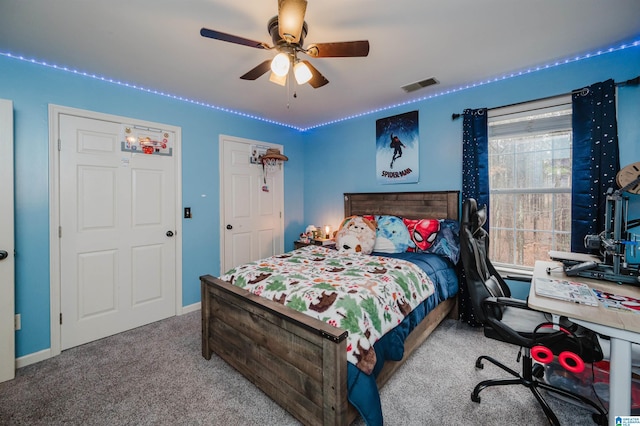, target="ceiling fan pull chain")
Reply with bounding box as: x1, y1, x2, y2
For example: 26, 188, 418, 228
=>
286, 68, 291, 109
